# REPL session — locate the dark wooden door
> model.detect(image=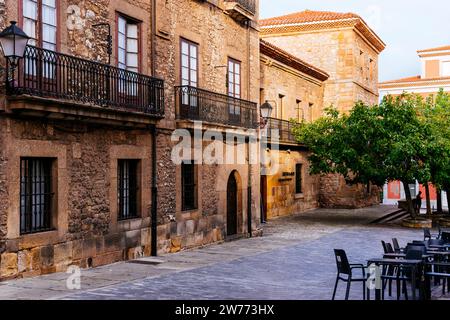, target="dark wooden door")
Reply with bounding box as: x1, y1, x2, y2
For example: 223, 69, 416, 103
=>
227, 173, 238, 236
260, 176, 268, 223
